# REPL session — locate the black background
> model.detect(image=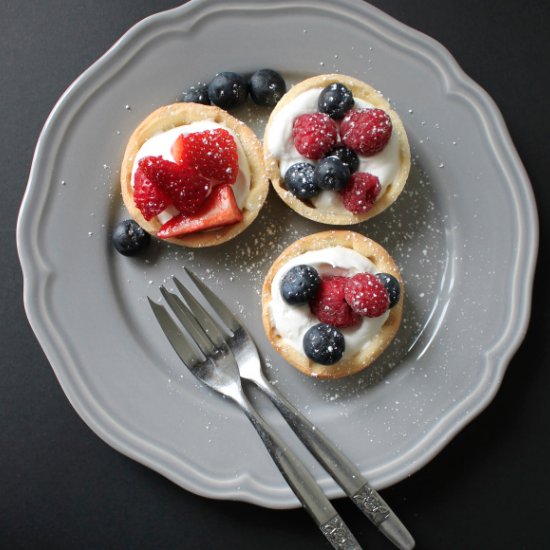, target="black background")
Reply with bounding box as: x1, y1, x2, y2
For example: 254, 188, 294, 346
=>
2, 1, 549, 548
